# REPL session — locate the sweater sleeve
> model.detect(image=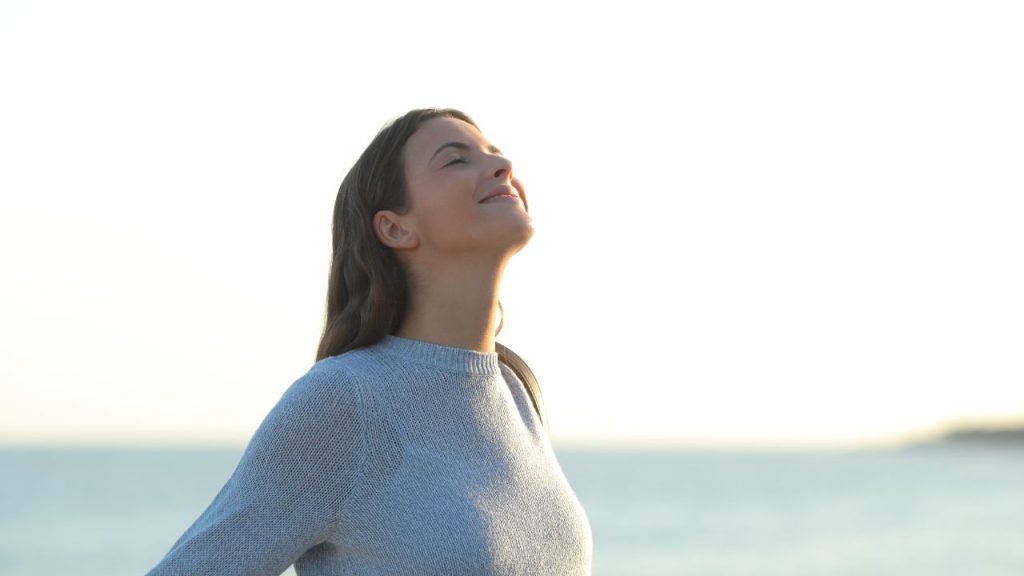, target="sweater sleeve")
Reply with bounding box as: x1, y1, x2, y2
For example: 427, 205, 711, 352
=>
146, 363, 365, 576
